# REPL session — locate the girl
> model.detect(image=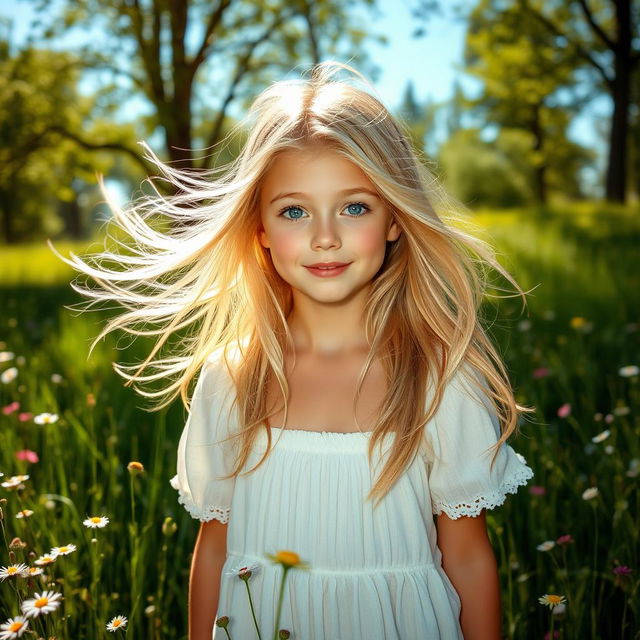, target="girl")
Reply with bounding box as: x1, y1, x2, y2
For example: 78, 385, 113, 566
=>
53, 62, 535, 639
